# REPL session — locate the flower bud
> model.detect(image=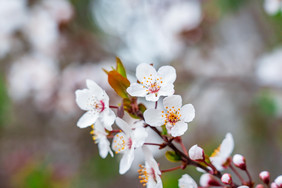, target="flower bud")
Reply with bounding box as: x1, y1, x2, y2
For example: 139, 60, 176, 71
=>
238, 186, 249, 188
259, 171, 270, 184
200, 174, 221, 187
233, 154, 246, 170
271, 182, 279, 188
221, 173, 232, 185
189, 144, 204, 161
256, 184, 265, 188
274, 175, 282, 188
